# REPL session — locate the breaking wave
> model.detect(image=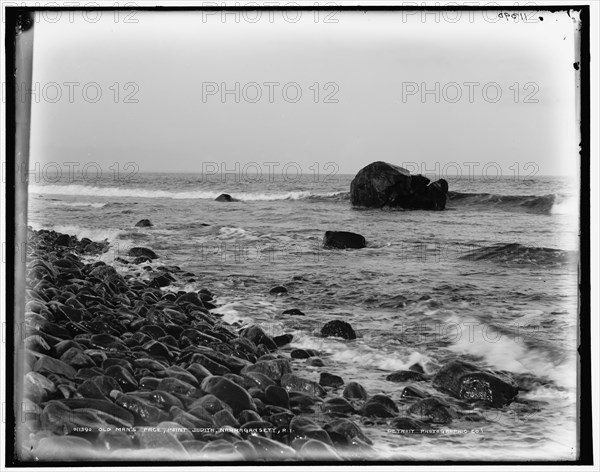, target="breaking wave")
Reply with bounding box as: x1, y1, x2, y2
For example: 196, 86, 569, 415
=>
459, 243, 576, 265
448, 191, 576, 215
29, 184, 347, 202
